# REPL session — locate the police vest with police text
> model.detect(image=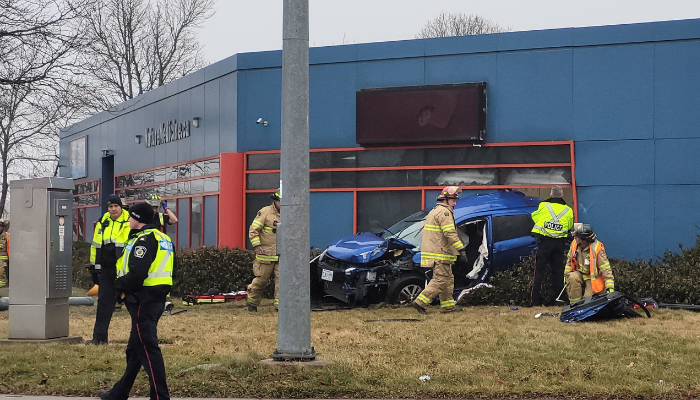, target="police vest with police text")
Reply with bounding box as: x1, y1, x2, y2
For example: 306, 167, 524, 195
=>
117, 229, 174, 287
